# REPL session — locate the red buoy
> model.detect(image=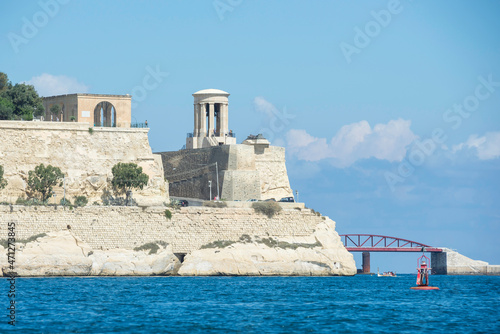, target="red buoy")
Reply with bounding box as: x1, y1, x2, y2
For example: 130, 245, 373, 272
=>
410, 253, 439, 290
